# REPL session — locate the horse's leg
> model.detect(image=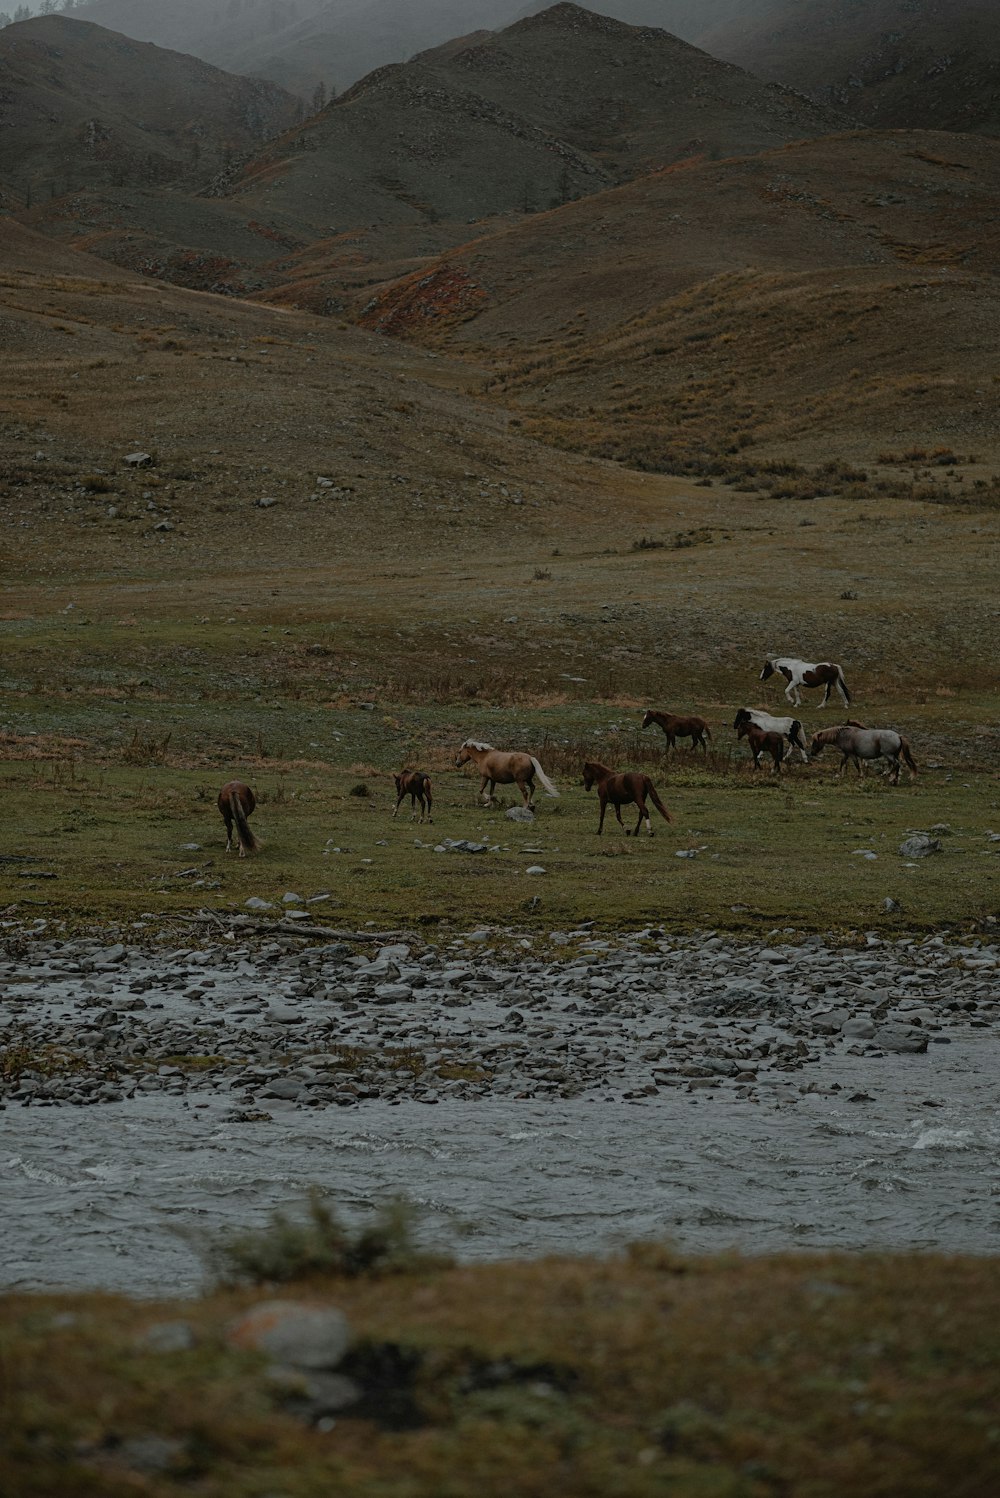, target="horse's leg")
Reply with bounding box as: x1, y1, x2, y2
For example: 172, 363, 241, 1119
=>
597, 792, 607, 835
615, 802, 628, 835
479, 774, 491, 805
521, 775, 533, 808
636, 795, 651, 837
222, 808, 233, 852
